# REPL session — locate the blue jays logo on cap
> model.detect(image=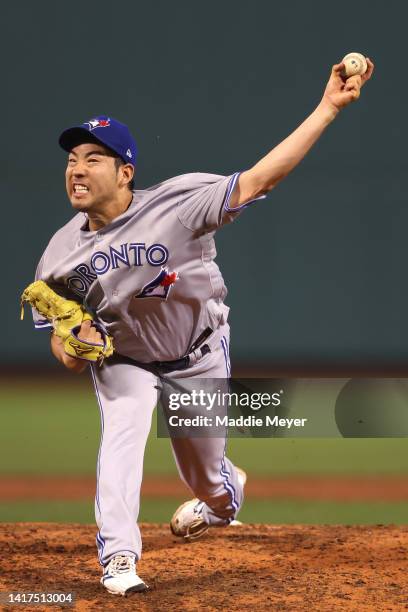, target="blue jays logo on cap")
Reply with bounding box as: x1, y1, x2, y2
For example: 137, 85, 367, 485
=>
85, 118, 111, 131
59, 115, 137, 166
